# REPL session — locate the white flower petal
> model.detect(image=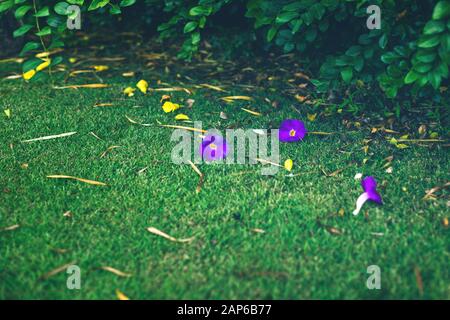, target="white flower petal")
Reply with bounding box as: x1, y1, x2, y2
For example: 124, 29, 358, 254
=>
353, 192, 369, 216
